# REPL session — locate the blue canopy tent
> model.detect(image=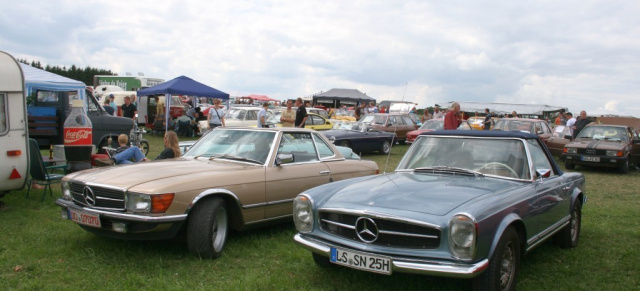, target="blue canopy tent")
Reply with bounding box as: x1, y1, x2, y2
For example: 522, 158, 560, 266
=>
20, 63, 87, 110
137, 75, 229, 132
